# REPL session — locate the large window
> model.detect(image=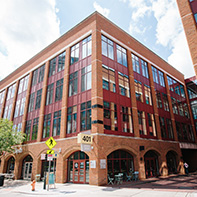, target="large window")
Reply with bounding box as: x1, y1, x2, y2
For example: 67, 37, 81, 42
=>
101, 35, 114, 60
81, 65, 91, 92
103, 101, 118, 131
38, 64, 45, 83
23, 75, 29, 91
141, 59, 149, 78
138, 111, 147, 135
7, 84, 16, 100
53, 110, 61, 136
147, 113, 157, 136
46, 83, 54, 105
162, 93, 169, 111
171, 98, 178, 114
35, 89, 42, 109
152, 66, 159, 84
67, 106, 77, 134
80, 101, 91, 131
70, 43, 79, 65
55, 78, 63, 102
49, 57, 56, 77
116, 44, 127, 67
82, 35, 92, 59
32, 69, 38, 86
135, 80, 143, 102
0, 91, 5, 104
121, 106, 133, 133
132, 54, 140, 74
69, 71, 78, 96
57, 52, 65, 72
166, 118, 174, 139
144, 85, 152, 105
159, 117, 167, 138
43, 114, 51, 138
14, 100, 20, 118
25, 120, 32, 141
158, 71, 165, 87
32, 118, 39, 140
156, 91, 162, 109
28, 93, 35, 112
7, 104, 12, 120
102, 65, 116, 92
18, 78, 24, 94
19, 97, 26, 116
118, 72, 130, 97
167, 76, 174, 92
